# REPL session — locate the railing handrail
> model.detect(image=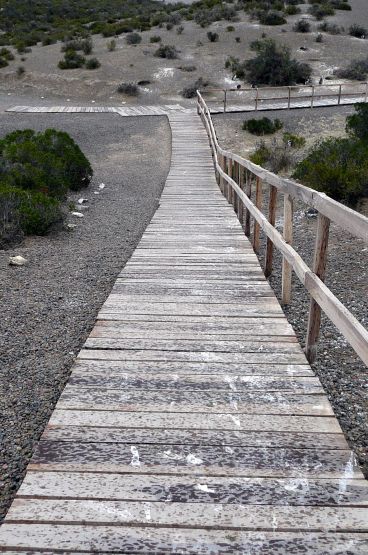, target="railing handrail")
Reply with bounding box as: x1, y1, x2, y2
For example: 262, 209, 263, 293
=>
196, 90, 368, 366
200, 82, 368, 93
